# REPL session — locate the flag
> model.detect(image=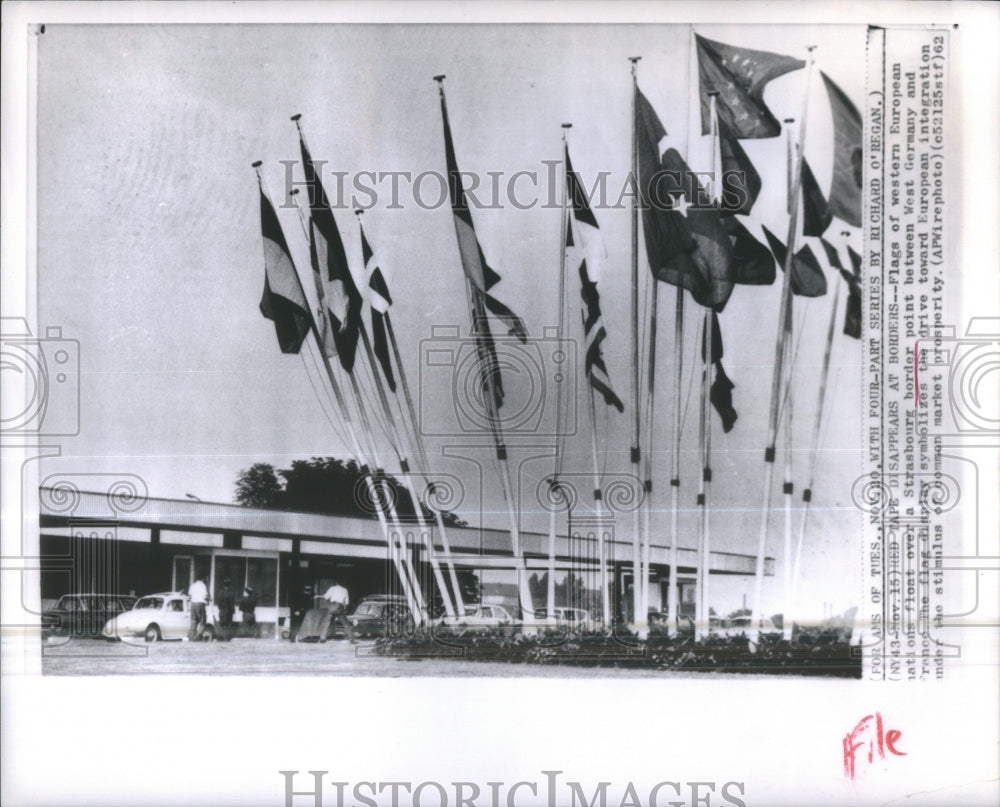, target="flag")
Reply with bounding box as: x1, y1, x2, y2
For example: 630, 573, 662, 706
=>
258, 185, 311, 354
819, 237, 845, 272
661, 147, 735, 311
724, 216, 776, 285
826, 239, 862, 339
718, 120, 761, 215
847, 243, 862, 274
298, 136, 362, 372
821, 72, 863, 227
635, 87, 700, 292
699, 311, 737, 433
801, 158, 832, 237
361, 224, 397, 393
439, 88, 527, 343
305, 213, 337, 357
761, 226, 828, 297
439, 85, 525, 412
696, 34, 804, 138
567, 146, 624, 413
